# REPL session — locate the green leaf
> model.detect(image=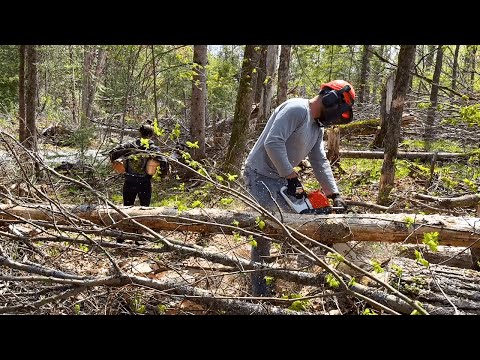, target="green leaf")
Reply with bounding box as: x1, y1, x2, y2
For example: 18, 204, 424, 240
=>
255, 216, 266, 230
362, 308, 378, 315
371, 259, 384, 273
191, 200, 203, 208
140, 138, 150, 148
216, 175, 224, 182
153, 118, 165, 136
391, 264, 403, 277
422, 231, 439, 252
264, 276, 274, 286
231, 220, 240, 227
348, 277, 357, 287
249, 239, 257, 248
325, 273, 340, 288
186, 141, 199, 149
227, 173, 238, 182
220, 198, 234, 205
